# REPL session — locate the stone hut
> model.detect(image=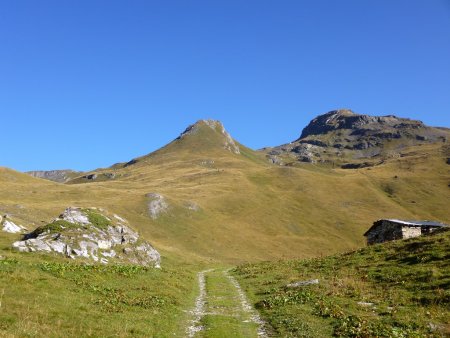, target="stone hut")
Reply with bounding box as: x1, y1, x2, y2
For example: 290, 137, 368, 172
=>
364, 219, 448, 245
